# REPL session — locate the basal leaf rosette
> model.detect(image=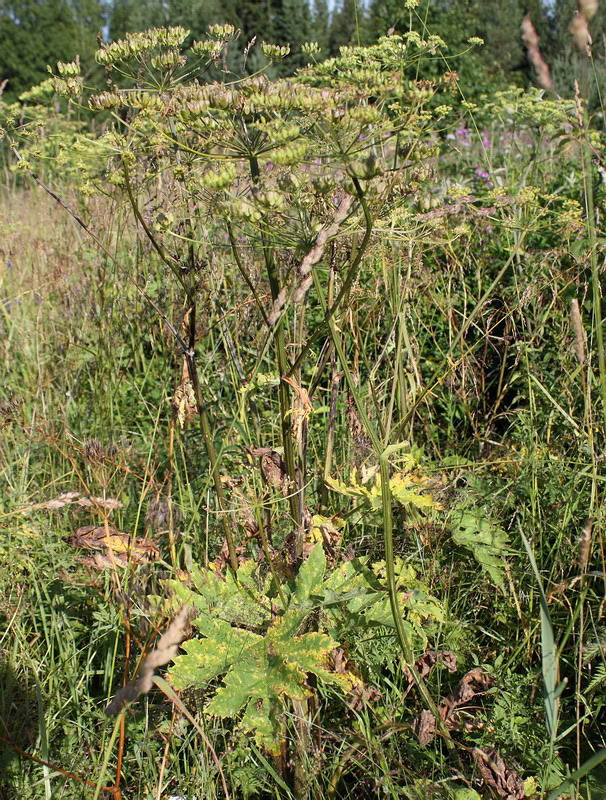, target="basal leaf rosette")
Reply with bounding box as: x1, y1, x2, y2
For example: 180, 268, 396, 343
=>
169, 609, 357, 754
166, 559, 270, 631
168, 546, 358, 753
